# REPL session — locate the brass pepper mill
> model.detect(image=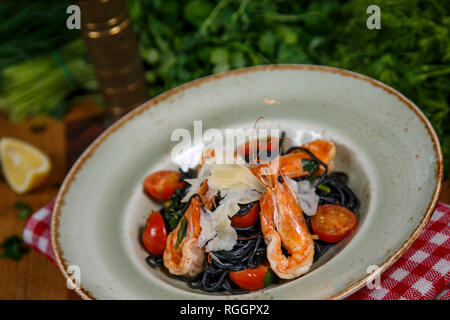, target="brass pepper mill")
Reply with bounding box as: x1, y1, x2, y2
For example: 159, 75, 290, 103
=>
76, 0, 149, 122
